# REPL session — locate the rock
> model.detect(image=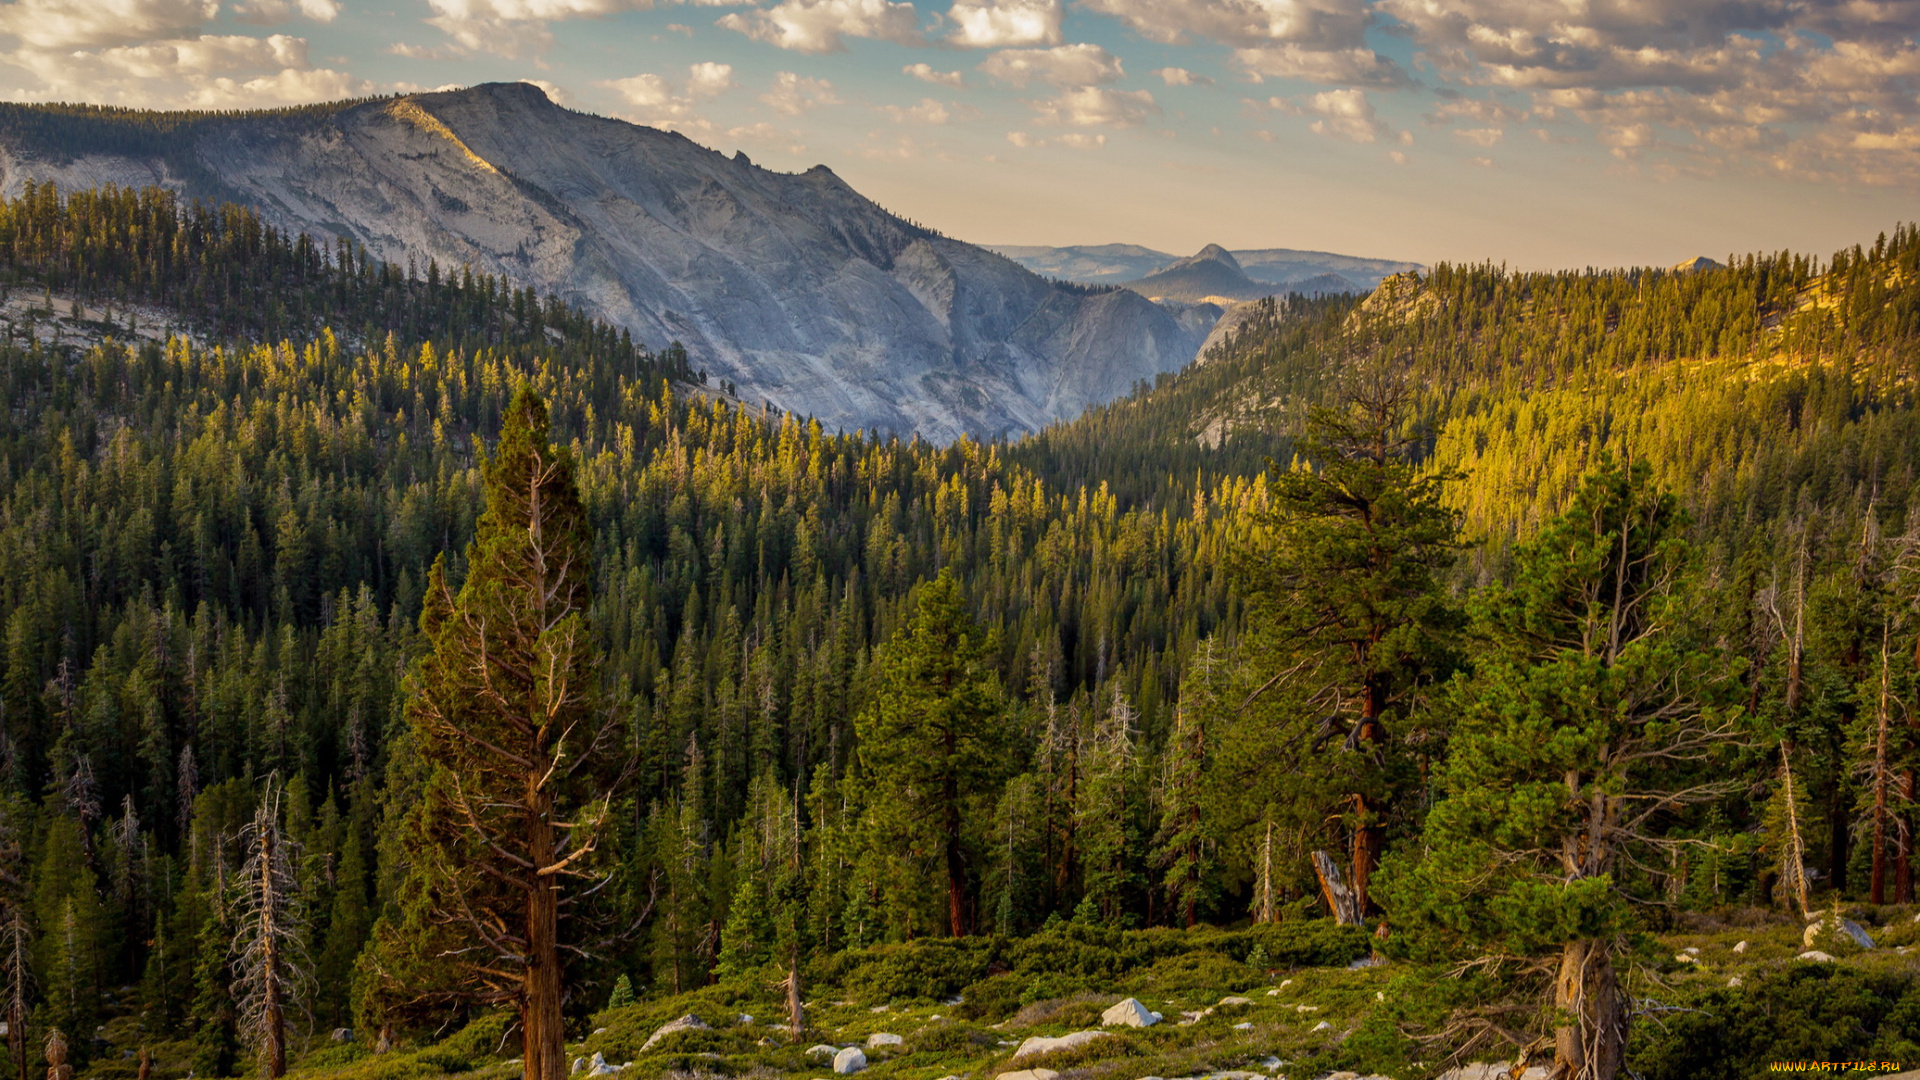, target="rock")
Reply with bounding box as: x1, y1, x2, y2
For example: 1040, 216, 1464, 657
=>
330, 1028, 353, 1043
1346, 954, 1386, 969
807, 1045, 839, 1060
995, 1071, 1059, 1080
1293, 1005, 1321, 1013
867, 1033, 903, 1048
1101, 998, 1159, 1028
571, 1059, 586, 1075
1217, 996, 1253, 1006
1673, 954, 1696, 963
641, 1015, 711, 1052
1728, 975, 1743, 988
1804, 913, 1876, 951
1013, 1031, 1110, 1060
833, 1048, 867, 1075
1310, 1020, 1332, 1032
587, 1053, 623, 1076
1683, 946, 1700, 955
738, 1015, 754, 1025
1230, 1022, 1253, 1030
1798, 950, 1836, 962
1732, 940, 1748, 953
